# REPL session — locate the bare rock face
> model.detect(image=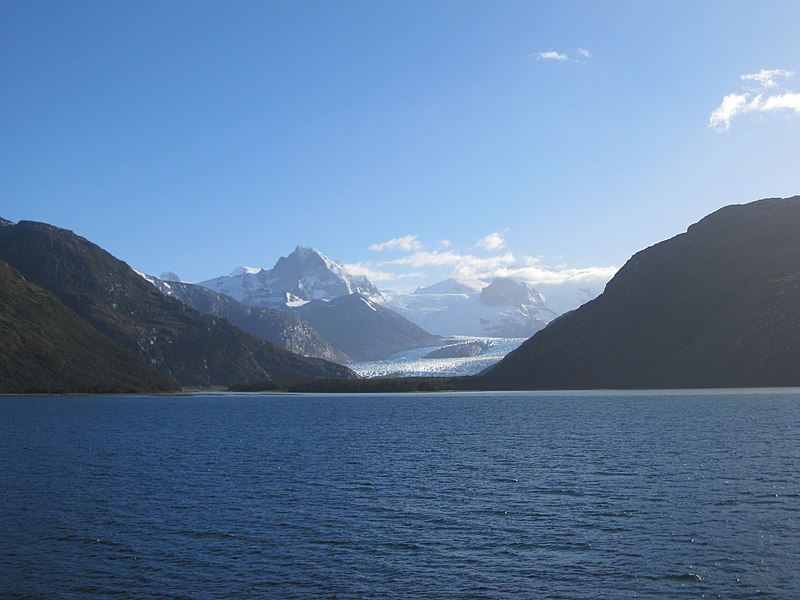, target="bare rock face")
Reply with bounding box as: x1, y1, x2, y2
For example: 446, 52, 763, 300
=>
484, 196, 800, 389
